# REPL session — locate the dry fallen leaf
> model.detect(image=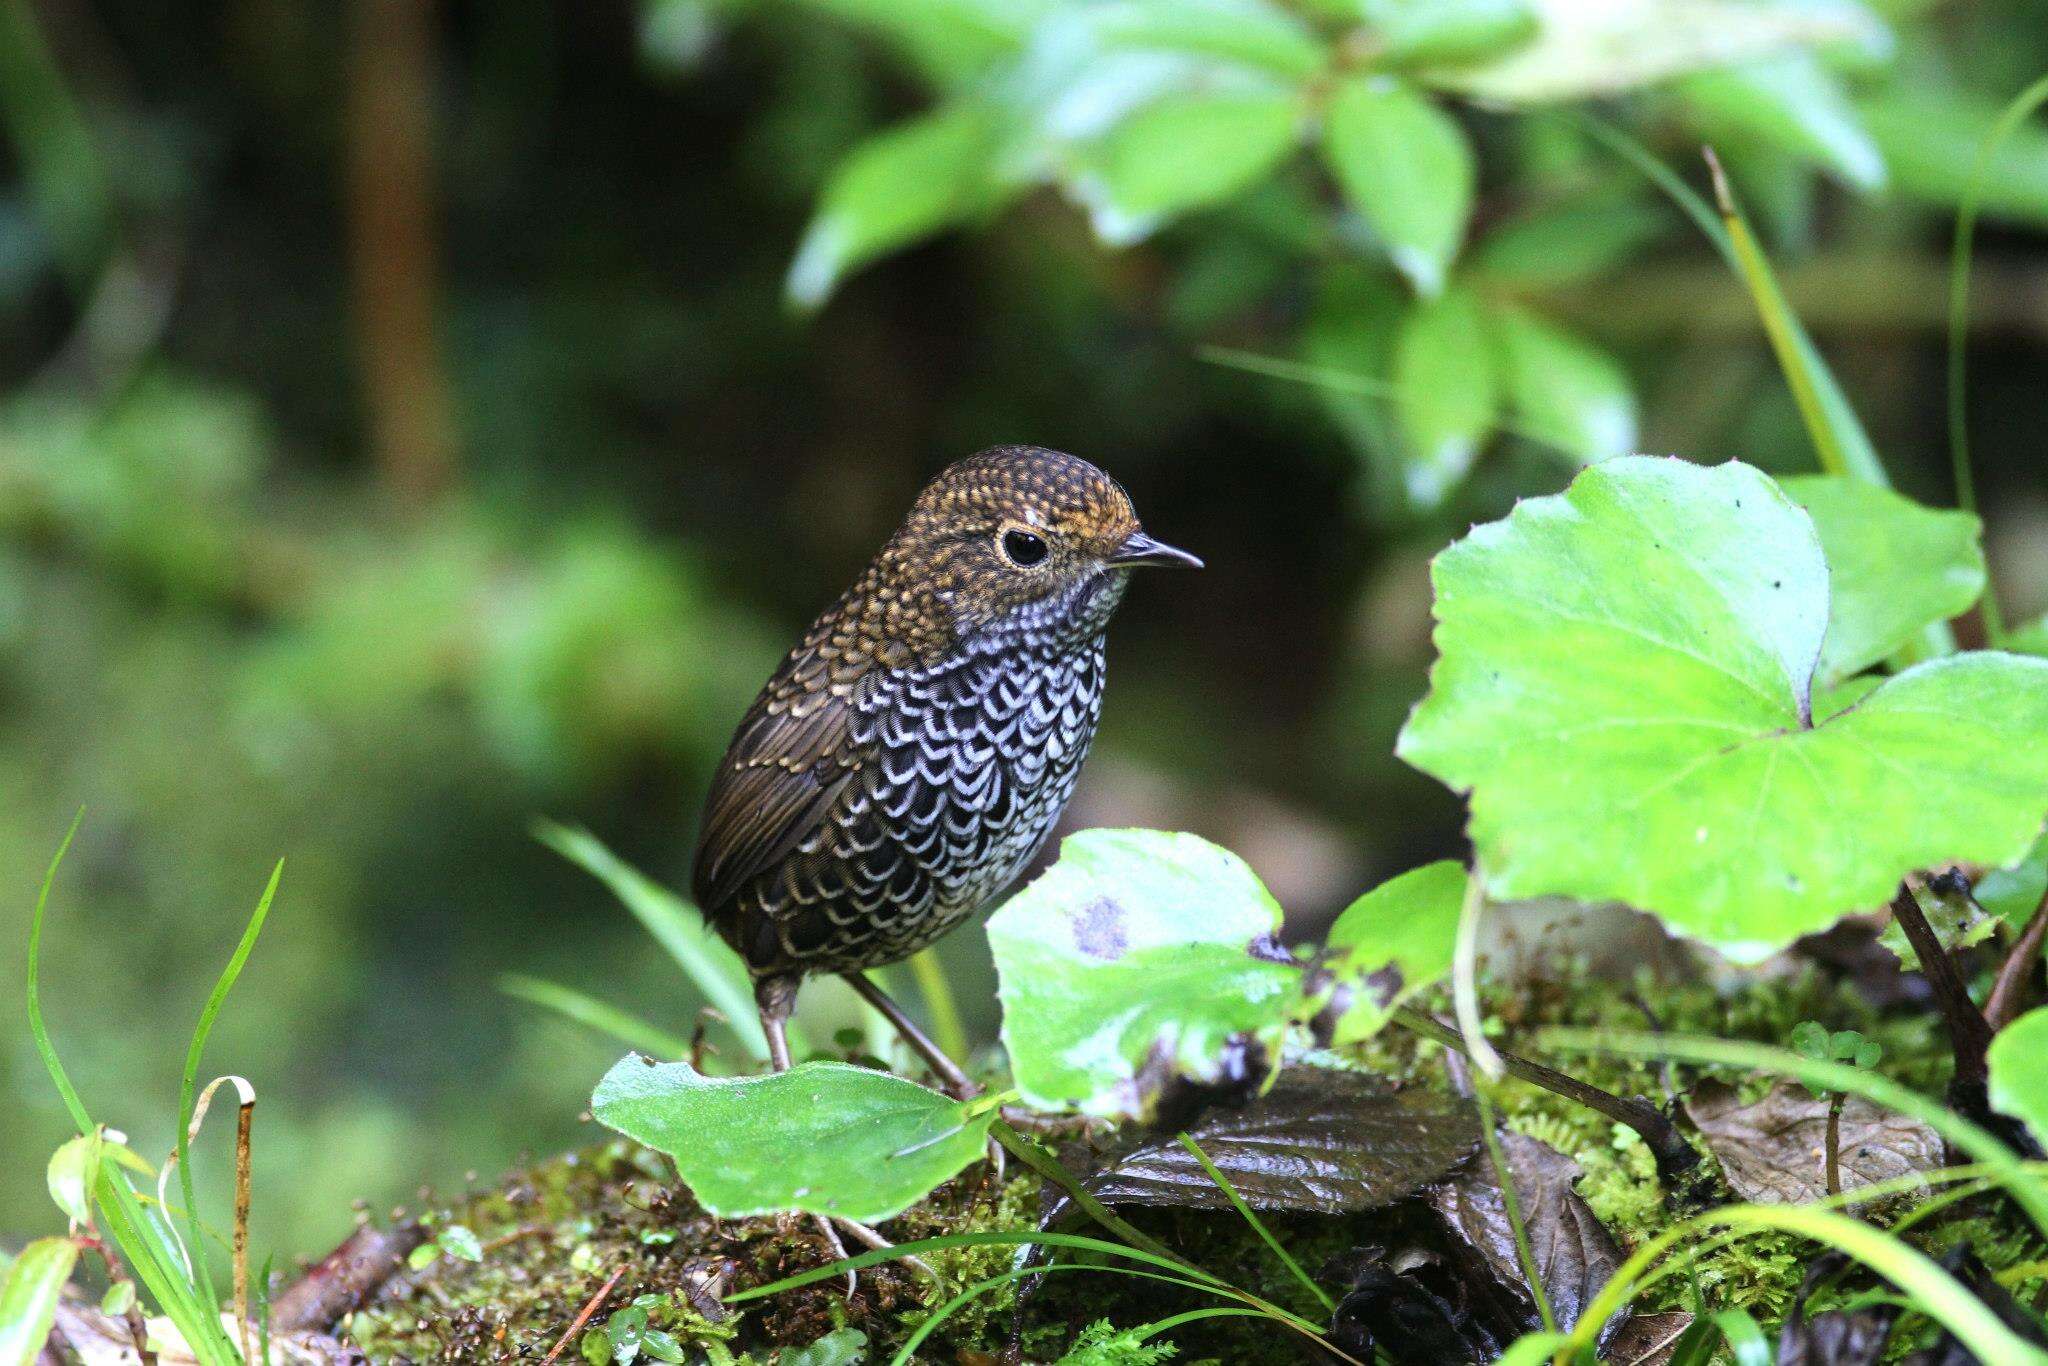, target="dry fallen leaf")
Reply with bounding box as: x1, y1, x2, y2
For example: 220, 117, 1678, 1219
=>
1685, 1080, 1942, 1205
